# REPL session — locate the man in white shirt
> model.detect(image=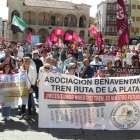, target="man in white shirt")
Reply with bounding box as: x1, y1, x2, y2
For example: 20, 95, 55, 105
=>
90, 55, 102, 66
